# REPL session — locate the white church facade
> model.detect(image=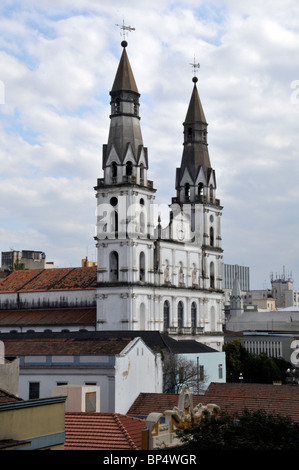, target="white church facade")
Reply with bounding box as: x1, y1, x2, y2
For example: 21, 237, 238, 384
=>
95, 39, 224, 350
